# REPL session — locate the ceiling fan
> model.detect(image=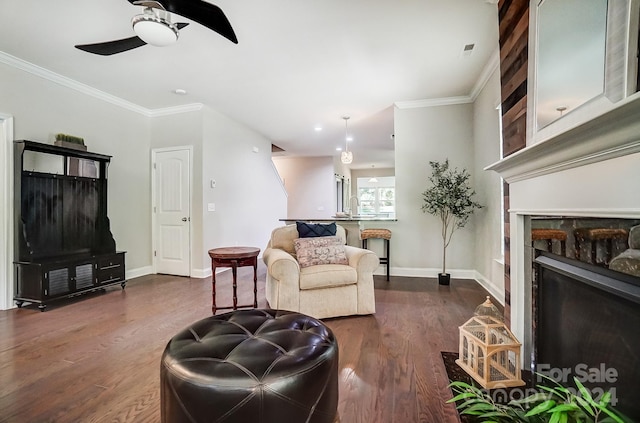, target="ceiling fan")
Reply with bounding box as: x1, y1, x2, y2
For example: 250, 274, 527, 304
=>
75, 0, 237, 56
